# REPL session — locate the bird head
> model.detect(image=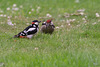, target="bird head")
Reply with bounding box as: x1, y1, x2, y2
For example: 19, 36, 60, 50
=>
32, 20, 41, 25
46, 19, 52, 23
